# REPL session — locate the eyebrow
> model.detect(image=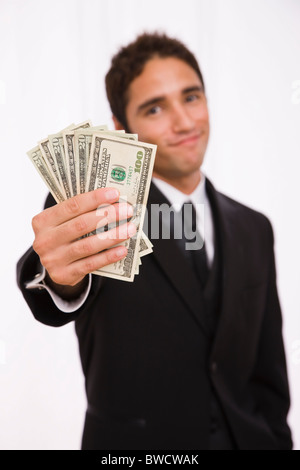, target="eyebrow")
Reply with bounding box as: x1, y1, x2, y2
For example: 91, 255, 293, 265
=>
137, 85, 204, 114
182, 85, 204, 95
